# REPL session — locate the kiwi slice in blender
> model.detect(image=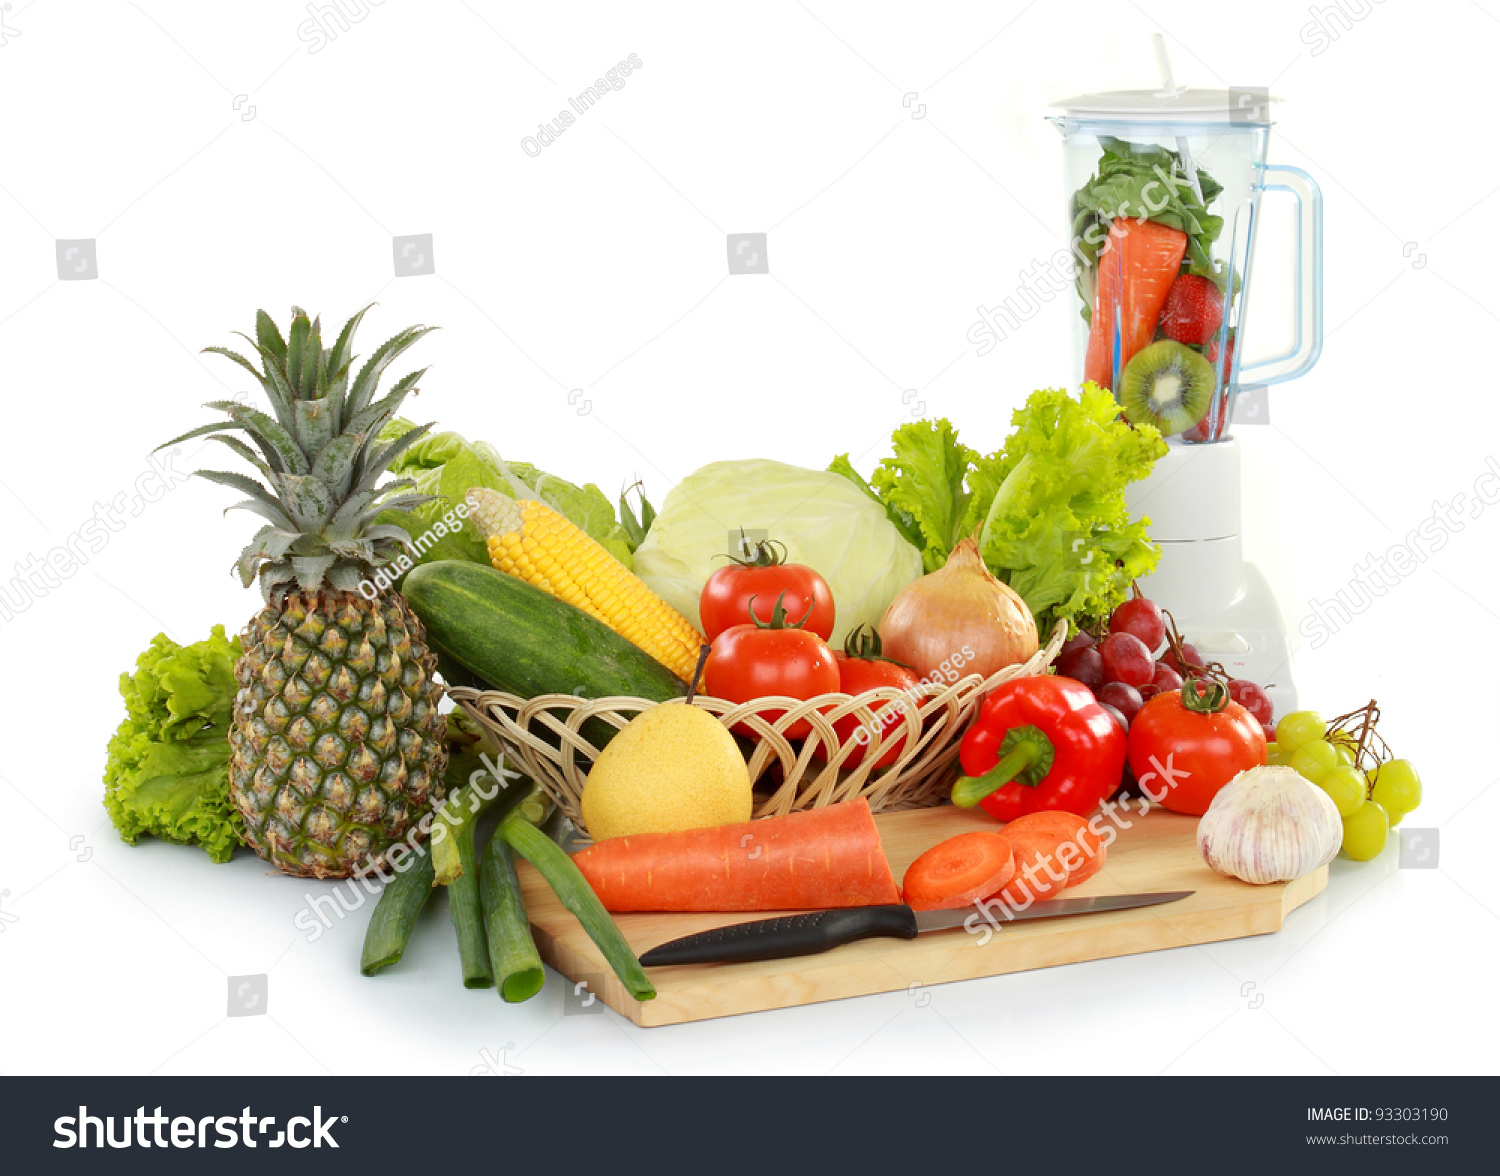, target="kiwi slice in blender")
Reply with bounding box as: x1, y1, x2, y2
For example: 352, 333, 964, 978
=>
1119, 340, 1215, 435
